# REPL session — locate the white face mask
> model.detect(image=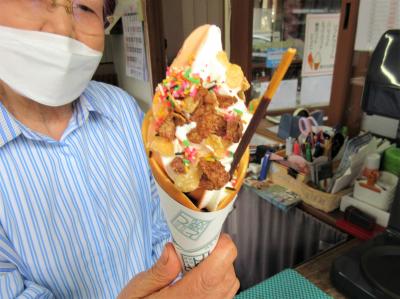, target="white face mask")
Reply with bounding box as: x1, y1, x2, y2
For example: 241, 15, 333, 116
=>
0, 25, 103, 107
